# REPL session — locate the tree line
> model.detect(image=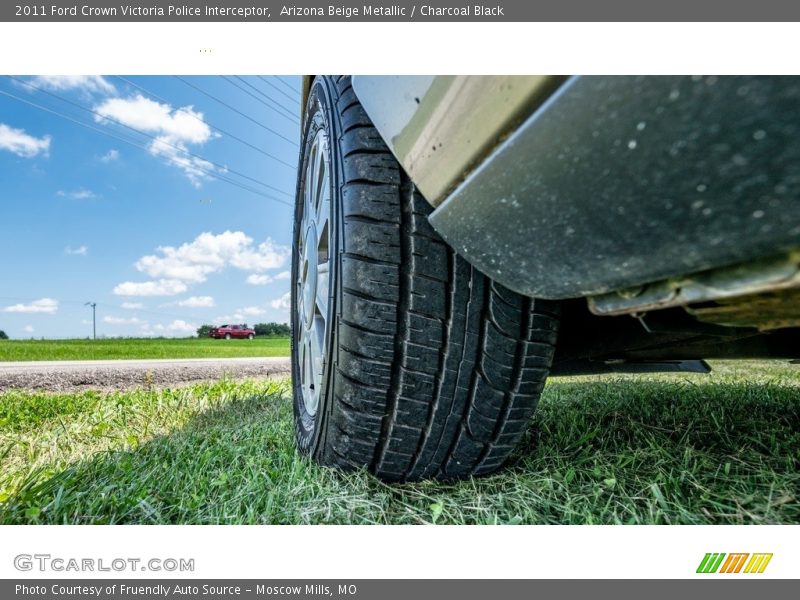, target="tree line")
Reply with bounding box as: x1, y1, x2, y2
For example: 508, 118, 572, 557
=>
0, 326, 291, 340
